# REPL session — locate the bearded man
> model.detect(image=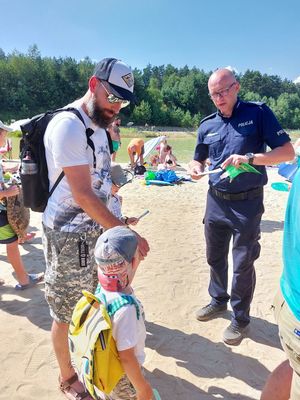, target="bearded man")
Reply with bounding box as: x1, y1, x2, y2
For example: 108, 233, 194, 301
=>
42, 58, 149, 400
